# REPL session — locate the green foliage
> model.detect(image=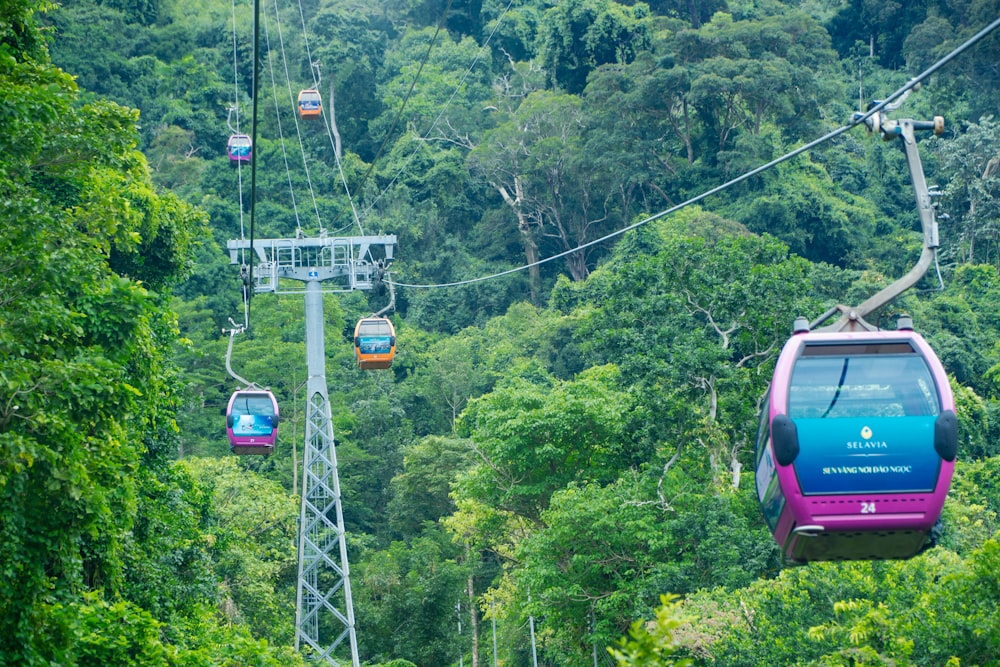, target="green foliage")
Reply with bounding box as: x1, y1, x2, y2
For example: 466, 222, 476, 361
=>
937, 117, 1000, 268
34, 593, 171, 667
510, 475, 773, 662
735, 154, 879, 267
122, 458, 216, 624
387, 435, 476, 537
537, 0, 652, 94
16, 0, 1000, 664
609, 594, 693, 667
670, 536, 1000, 666
181, 457, 299, 643
571, 216, 817, 460
0, 5, 197, 655
948, 457, 1000, 539
0, 2, 297, 662
353, 526, 467, 666
456, 364, 644, 522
